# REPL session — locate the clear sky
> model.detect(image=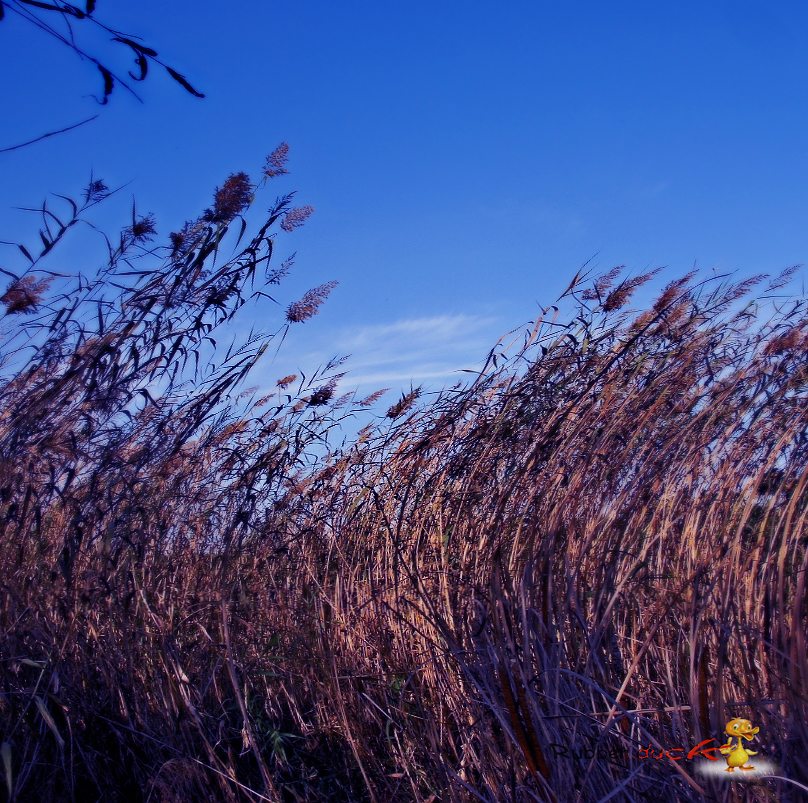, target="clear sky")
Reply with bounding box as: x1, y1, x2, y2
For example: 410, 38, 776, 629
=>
2, 1, 807, 399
